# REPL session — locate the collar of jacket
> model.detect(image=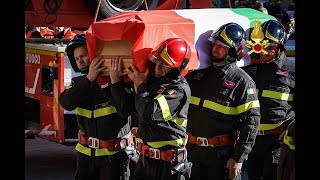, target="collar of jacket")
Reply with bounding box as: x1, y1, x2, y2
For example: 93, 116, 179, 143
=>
220, 62, 236, 74
272, 52, 287, 68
